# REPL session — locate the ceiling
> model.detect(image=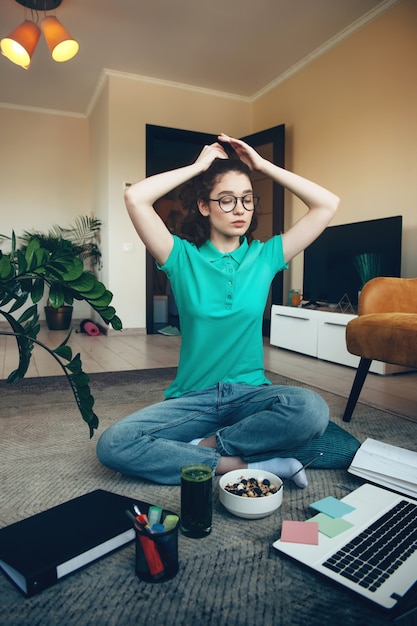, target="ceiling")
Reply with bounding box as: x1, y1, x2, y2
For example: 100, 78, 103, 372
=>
0, 0, 399, 116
